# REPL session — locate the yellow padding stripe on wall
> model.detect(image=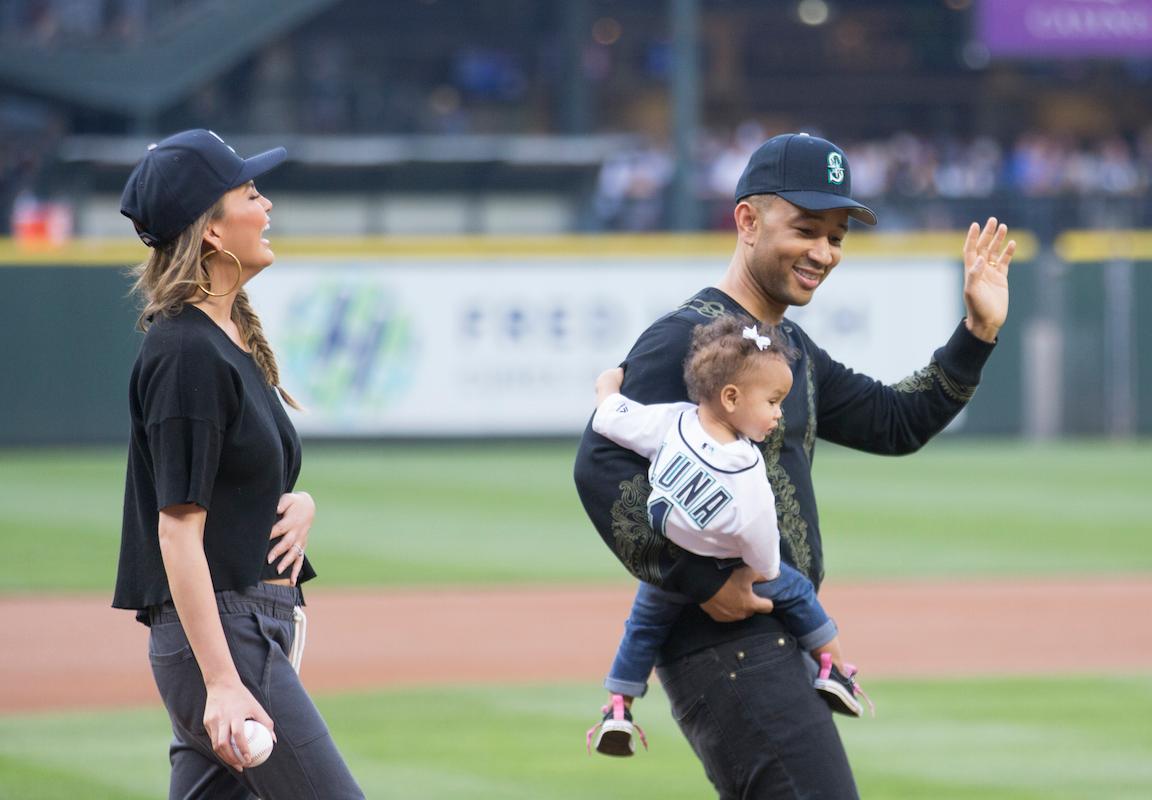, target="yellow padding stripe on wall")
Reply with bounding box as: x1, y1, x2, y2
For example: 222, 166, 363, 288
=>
0, 231, 1042, 266
1056, 231, 1152, 263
